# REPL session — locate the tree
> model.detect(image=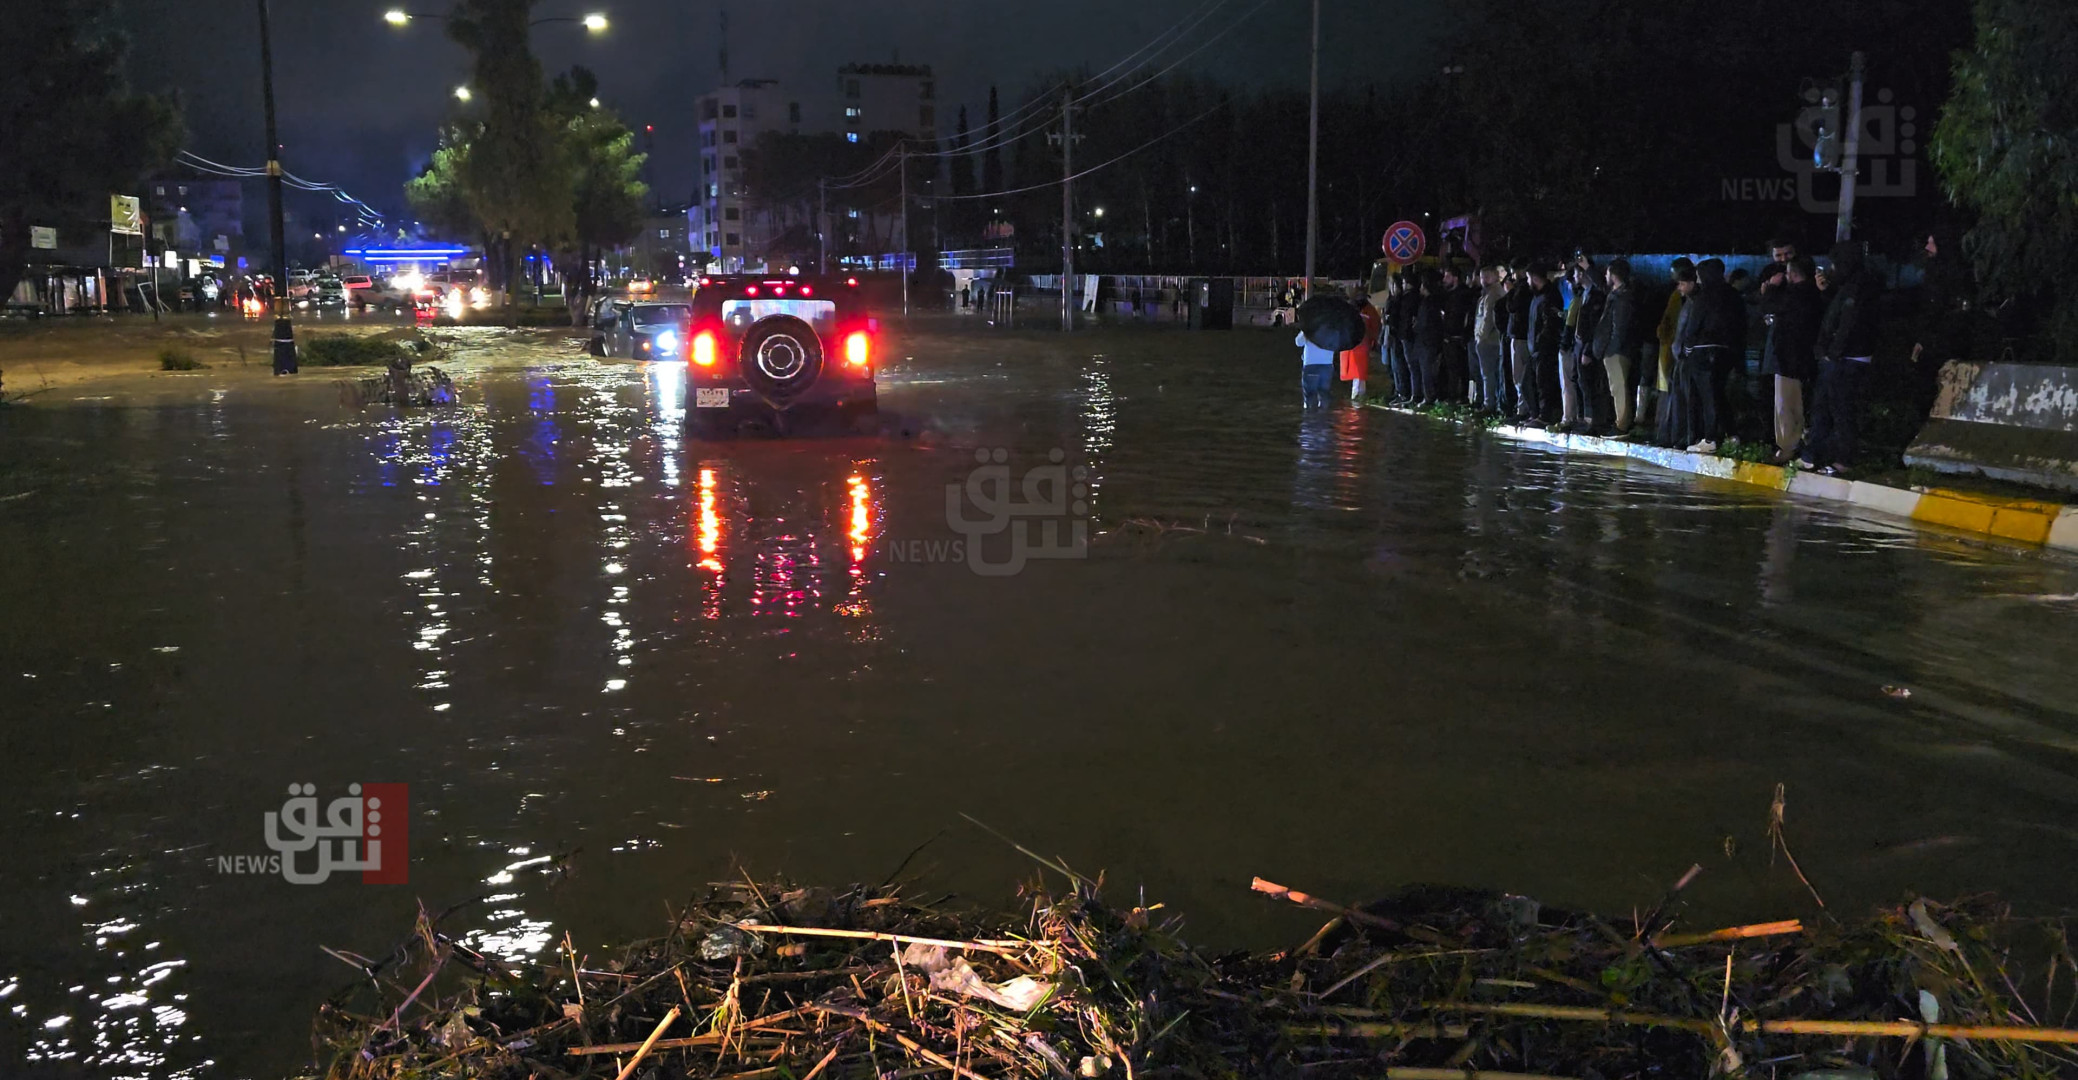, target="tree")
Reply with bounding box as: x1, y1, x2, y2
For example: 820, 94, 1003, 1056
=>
0, 0, 182, 305
1932, 0, 2078, 357
548, 67, 645, 312
447, 0, 574, 311
982, 87, 1004, 195
404, 133, 480, 242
